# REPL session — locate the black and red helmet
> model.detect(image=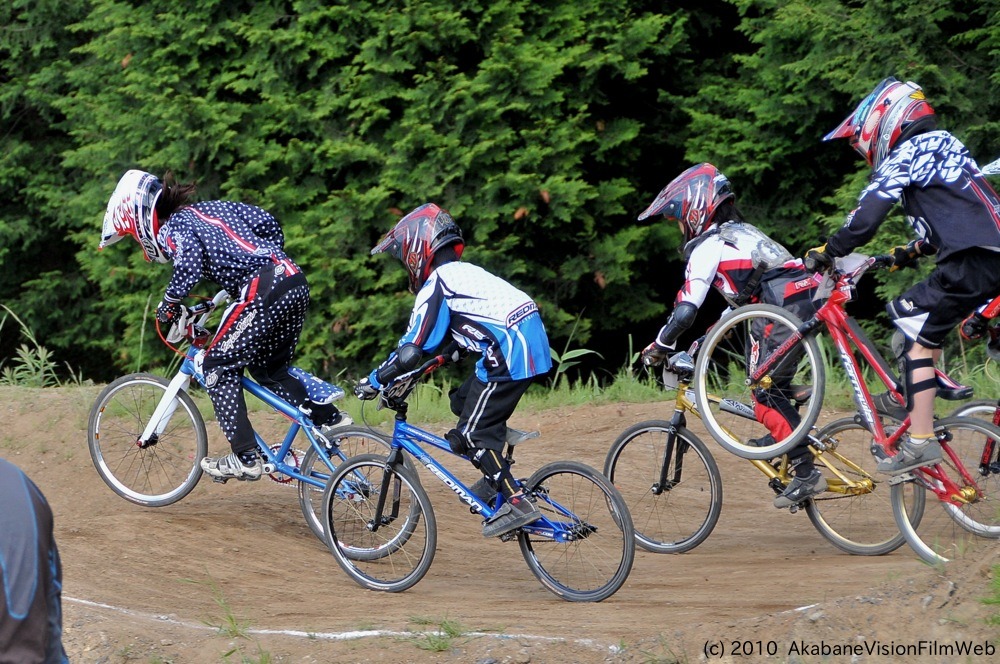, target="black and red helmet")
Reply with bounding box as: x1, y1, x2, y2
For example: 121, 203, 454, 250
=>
372, 203, 465, 293
824, 77, 936, 169
638, 163, 734, 243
